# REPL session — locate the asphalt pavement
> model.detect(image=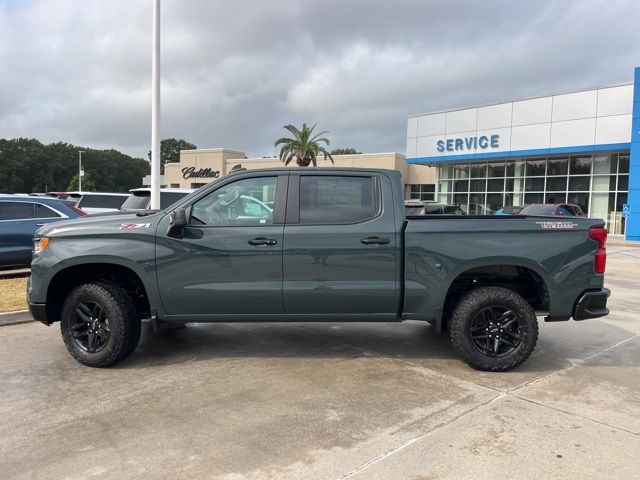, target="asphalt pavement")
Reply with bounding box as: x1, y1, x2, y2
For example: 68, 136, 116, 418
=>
0, 248, 638, 479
